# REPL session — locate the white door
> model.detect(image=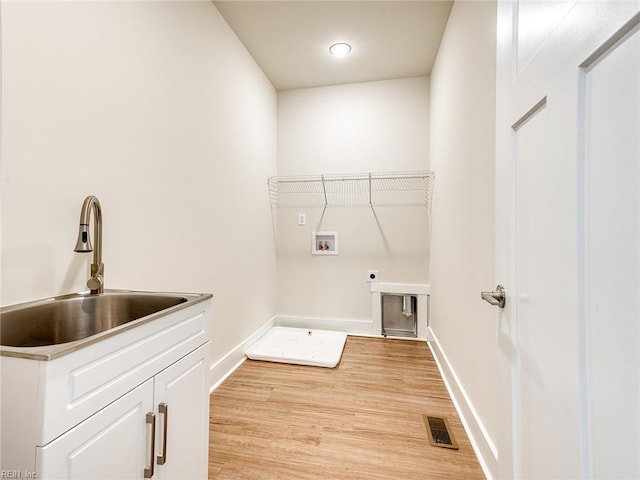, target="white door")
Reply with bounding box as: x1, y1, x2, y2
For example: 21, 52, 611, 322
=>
494, 1, 640, 478
36, 380, 154, 480
153, 343, 210, 480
